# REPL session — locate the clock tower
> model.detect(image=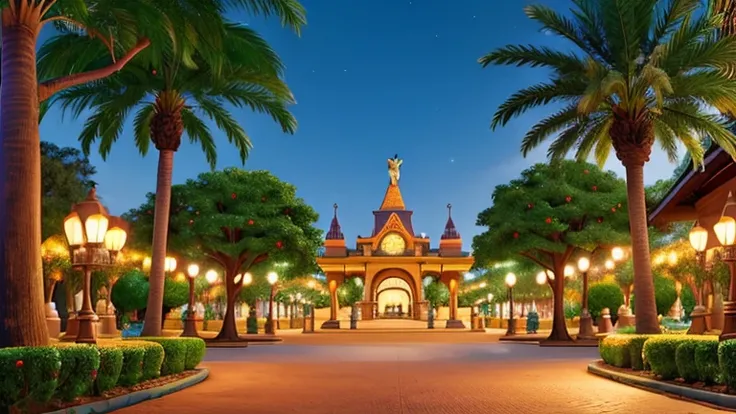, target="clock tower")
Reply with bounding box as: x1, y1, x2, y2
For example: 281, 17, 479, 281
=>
316, 157, 474, 329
